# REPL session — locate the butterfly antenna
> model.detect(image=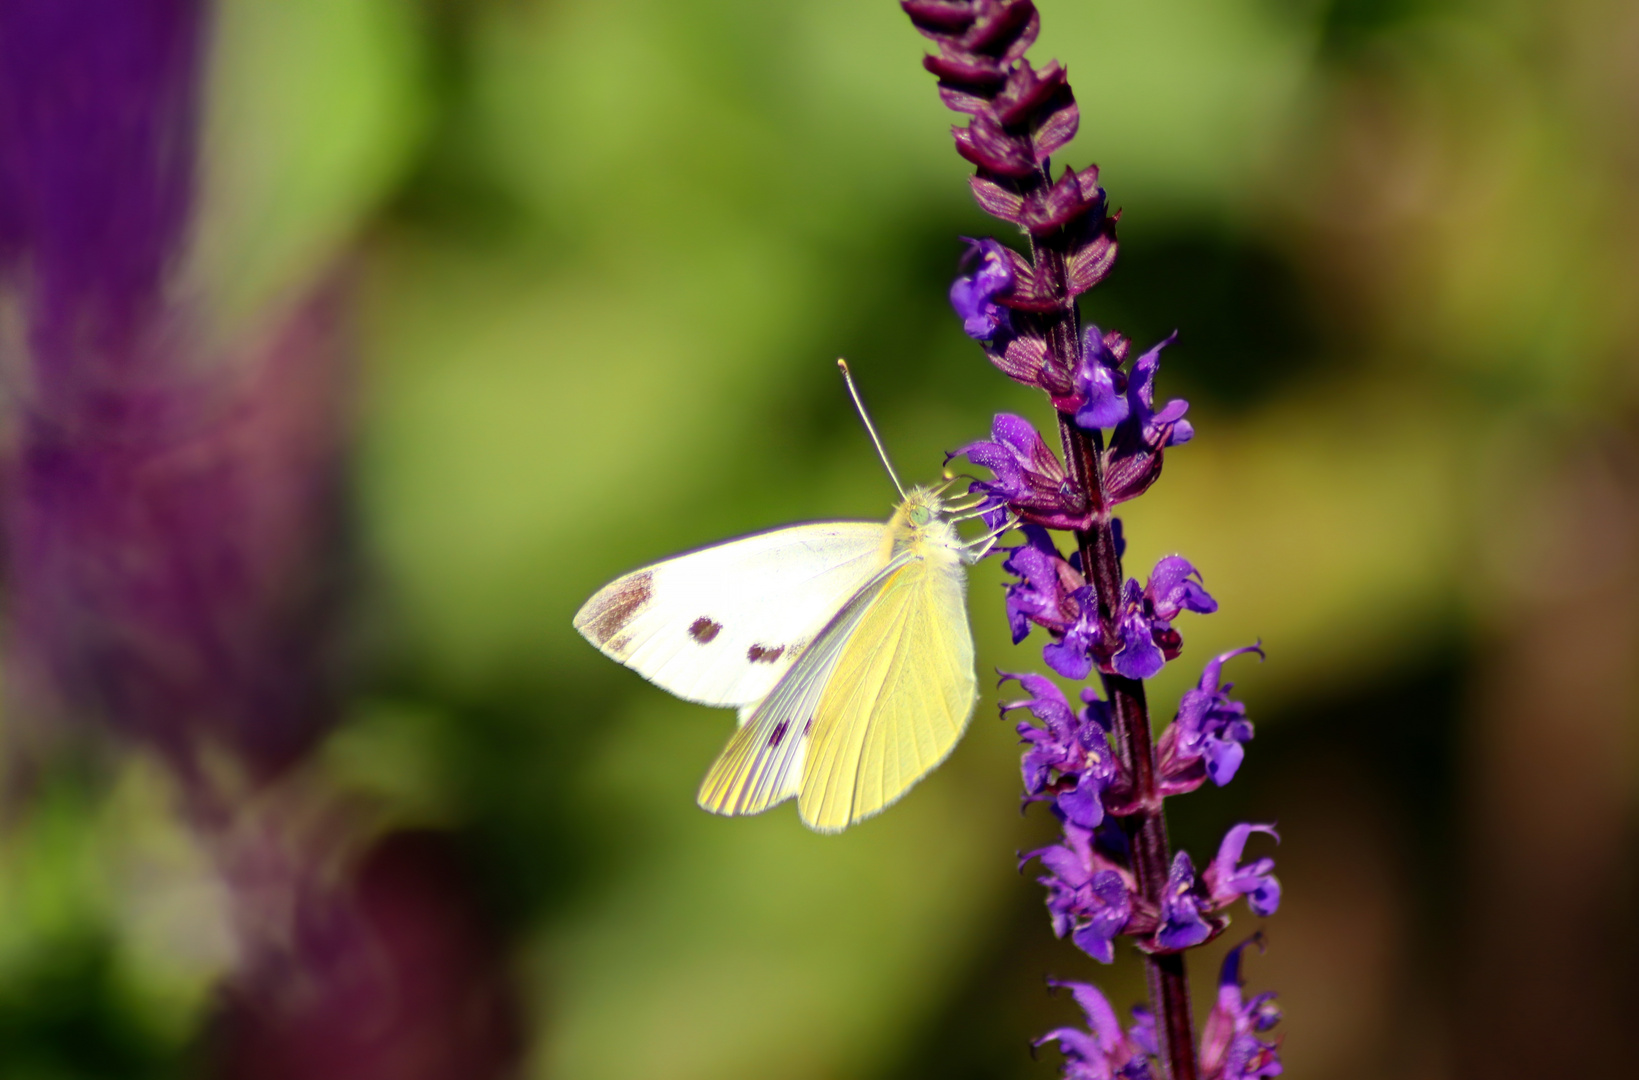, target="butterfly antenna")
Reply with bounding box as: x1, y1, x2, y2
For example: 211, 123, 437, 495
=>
837, 359, 906, 499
